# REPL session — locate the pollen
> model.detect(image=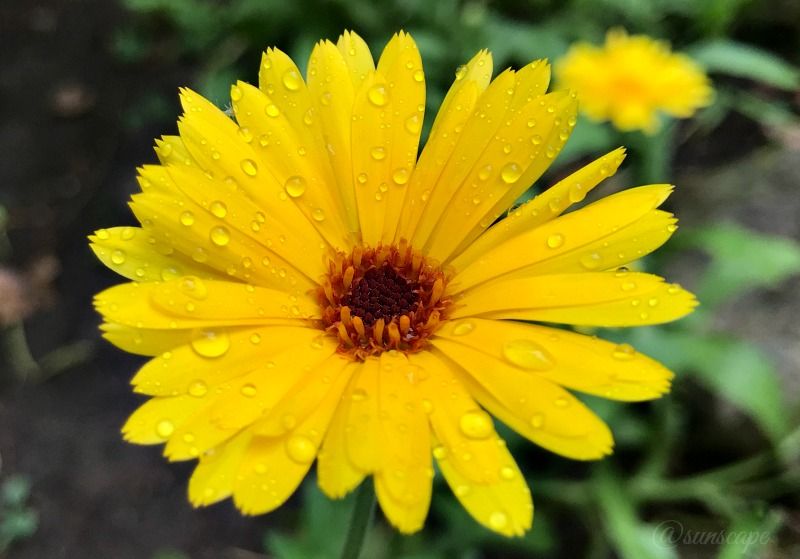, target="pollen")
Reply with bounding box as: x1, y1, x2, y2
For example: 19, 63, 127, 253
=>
318, 241, 452, 359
